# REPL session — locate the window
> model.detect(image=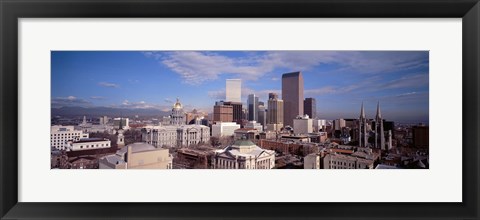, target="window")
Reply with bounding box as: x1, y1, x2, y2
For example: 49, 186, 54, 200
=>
80, 146, 83, 149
